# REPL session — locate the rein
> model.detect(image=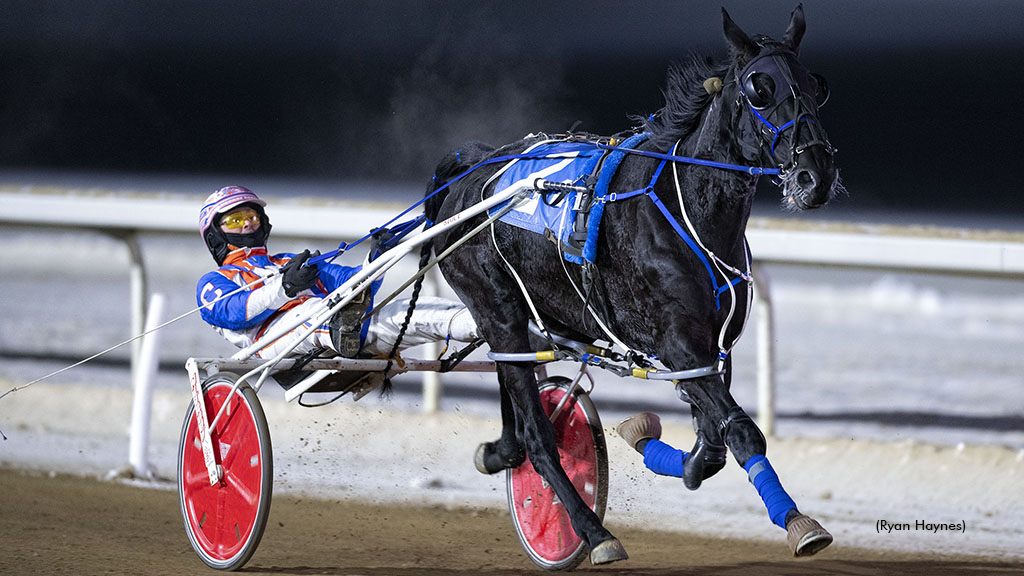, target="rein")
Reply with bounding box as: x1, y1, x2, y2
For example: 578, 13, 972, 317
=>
595, 143, 781, 176
306, 148, 649, 267
307, 137, 782, 269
